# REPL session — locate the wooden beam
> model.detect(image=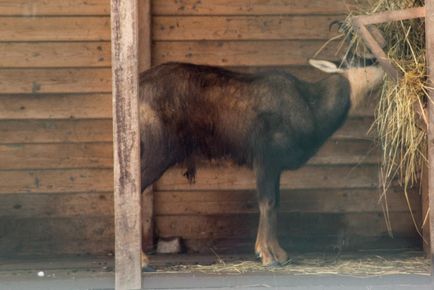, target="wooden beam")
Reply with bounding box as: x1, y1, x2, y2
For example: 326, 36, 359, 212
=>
111, 0, 142, 289
138, 0, 154, 253
354, 7, 425, 25
425, 1, 434, 276
352, 7, 426, 81
139, 0, 151, 72
352, 18, 401, 81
